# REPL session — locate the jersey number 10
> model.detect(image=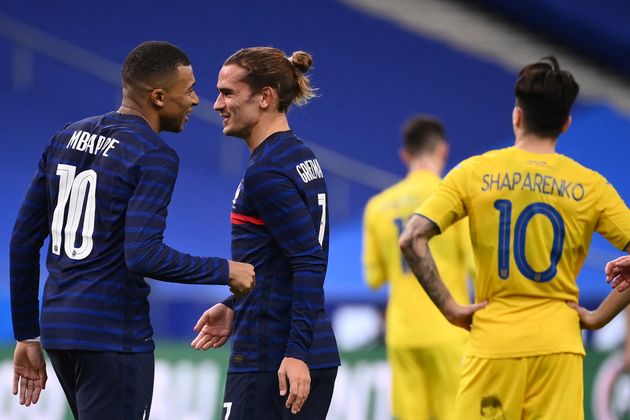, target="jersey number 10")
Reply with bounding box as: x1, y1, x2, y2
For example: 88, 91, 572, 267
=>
51, 164, 98, 260
494, 199, 565, 282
